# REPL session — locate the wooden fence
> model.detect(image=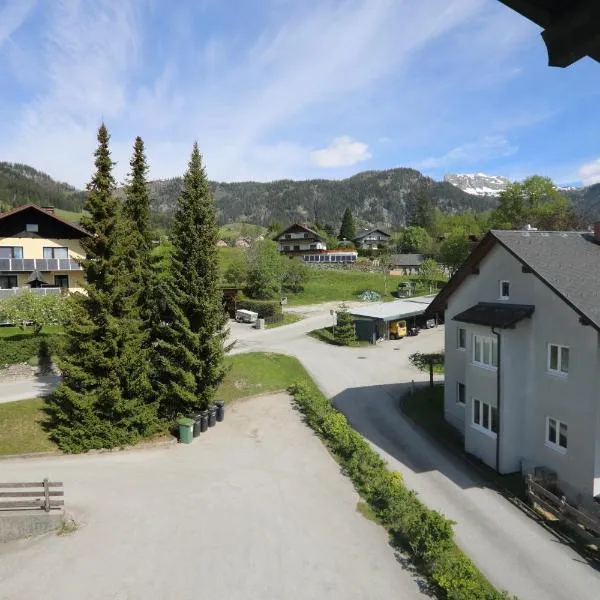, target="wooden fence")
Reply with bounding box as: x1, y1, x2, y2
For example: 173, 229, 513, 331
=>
526, 475, 600, 544
0, 479, 64, 512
